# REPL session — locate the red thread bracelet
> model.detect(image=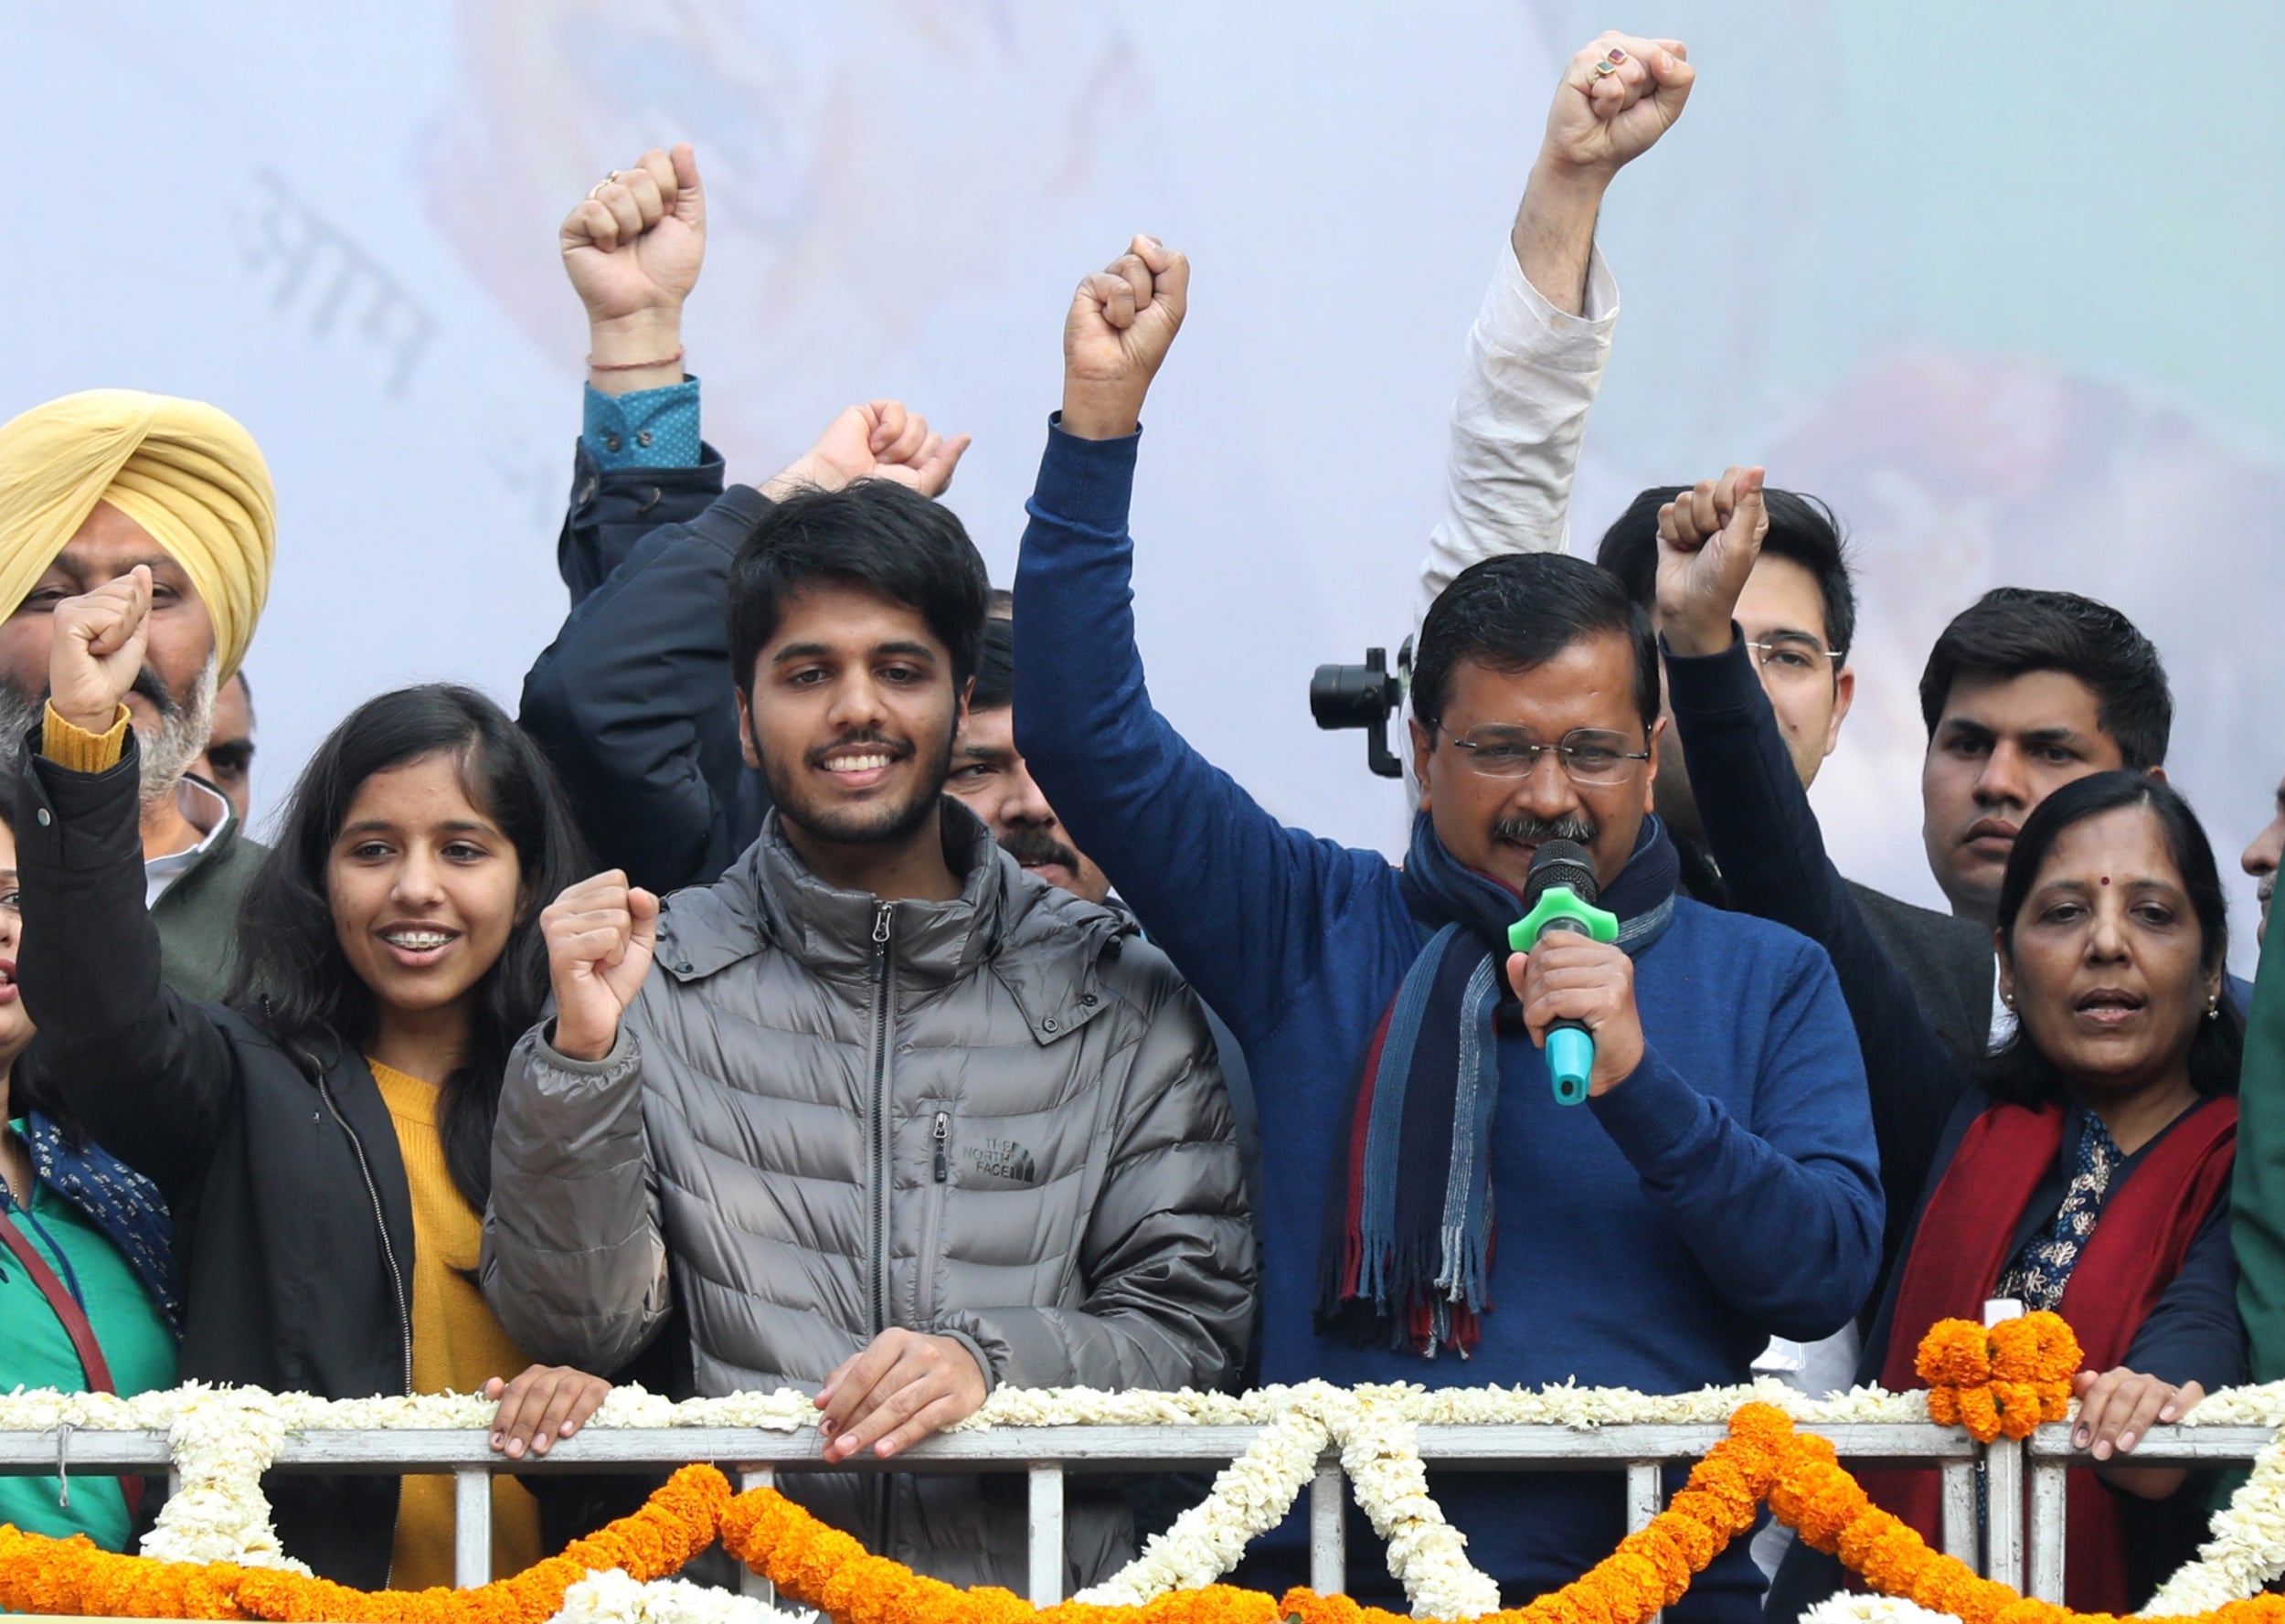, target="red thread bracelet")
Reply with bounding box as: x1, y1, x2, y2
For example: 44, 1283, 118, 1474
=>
587, 347, 685, 372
